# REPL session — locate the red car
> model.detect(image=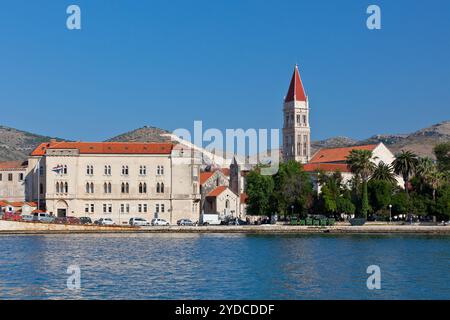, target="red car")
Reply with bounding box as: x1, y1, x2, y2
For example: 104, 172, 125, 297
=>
55, 216, 81, 224
3, 212, 22, 221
